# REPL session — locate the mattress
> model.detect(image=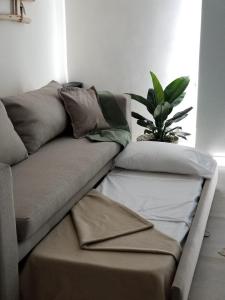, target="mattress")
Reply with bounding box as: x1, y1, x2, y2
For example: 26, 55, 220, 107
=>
20, 167, 218, 300
97, 168, 204, 243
